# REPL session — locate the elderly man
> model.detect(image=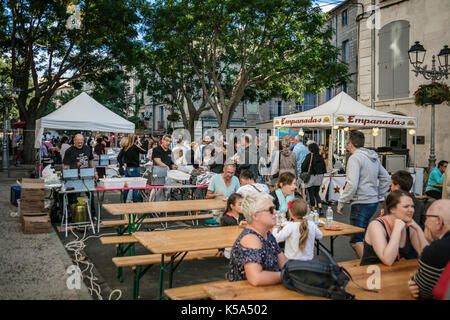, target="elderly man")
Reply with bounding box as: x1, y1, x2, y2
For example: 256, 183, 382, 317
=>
207, 163, 241, 223
62, 133, 98, 217
207, 163, 240, 200
63, 133, 98, 180
408, 200, 450, 299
